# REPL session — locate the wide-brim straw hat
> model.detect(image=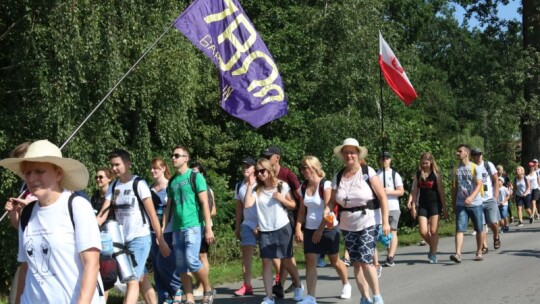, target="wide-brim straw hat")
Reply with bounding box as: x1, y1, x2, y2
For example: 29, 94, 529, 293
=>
0, 140, 89, 191
333, 138, 368, 160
